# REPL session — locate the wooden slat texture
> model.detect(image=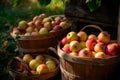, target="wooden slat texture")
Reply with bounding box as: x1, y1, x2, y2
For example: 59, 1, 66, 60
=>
117, 4, 120, 44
